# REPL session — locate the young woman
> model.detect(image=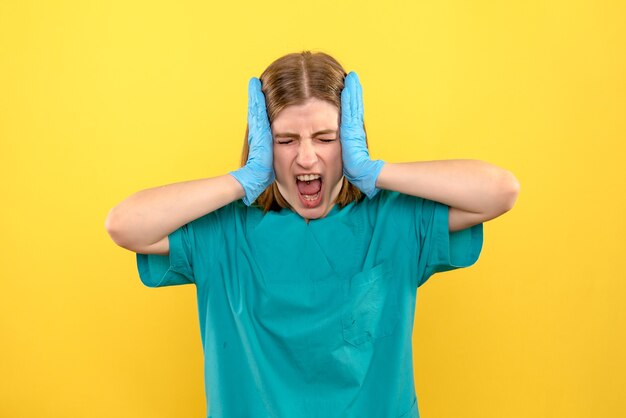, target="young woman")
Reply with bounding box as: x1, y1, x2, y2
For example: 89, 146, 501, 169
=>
105, 51, 520, 418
